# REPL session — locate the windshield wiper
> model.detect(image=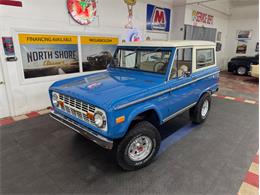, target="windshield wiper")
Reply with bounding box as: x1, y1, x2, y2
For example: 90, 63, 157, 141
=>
142, 48, 163, 57
124, 50, 137, 58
